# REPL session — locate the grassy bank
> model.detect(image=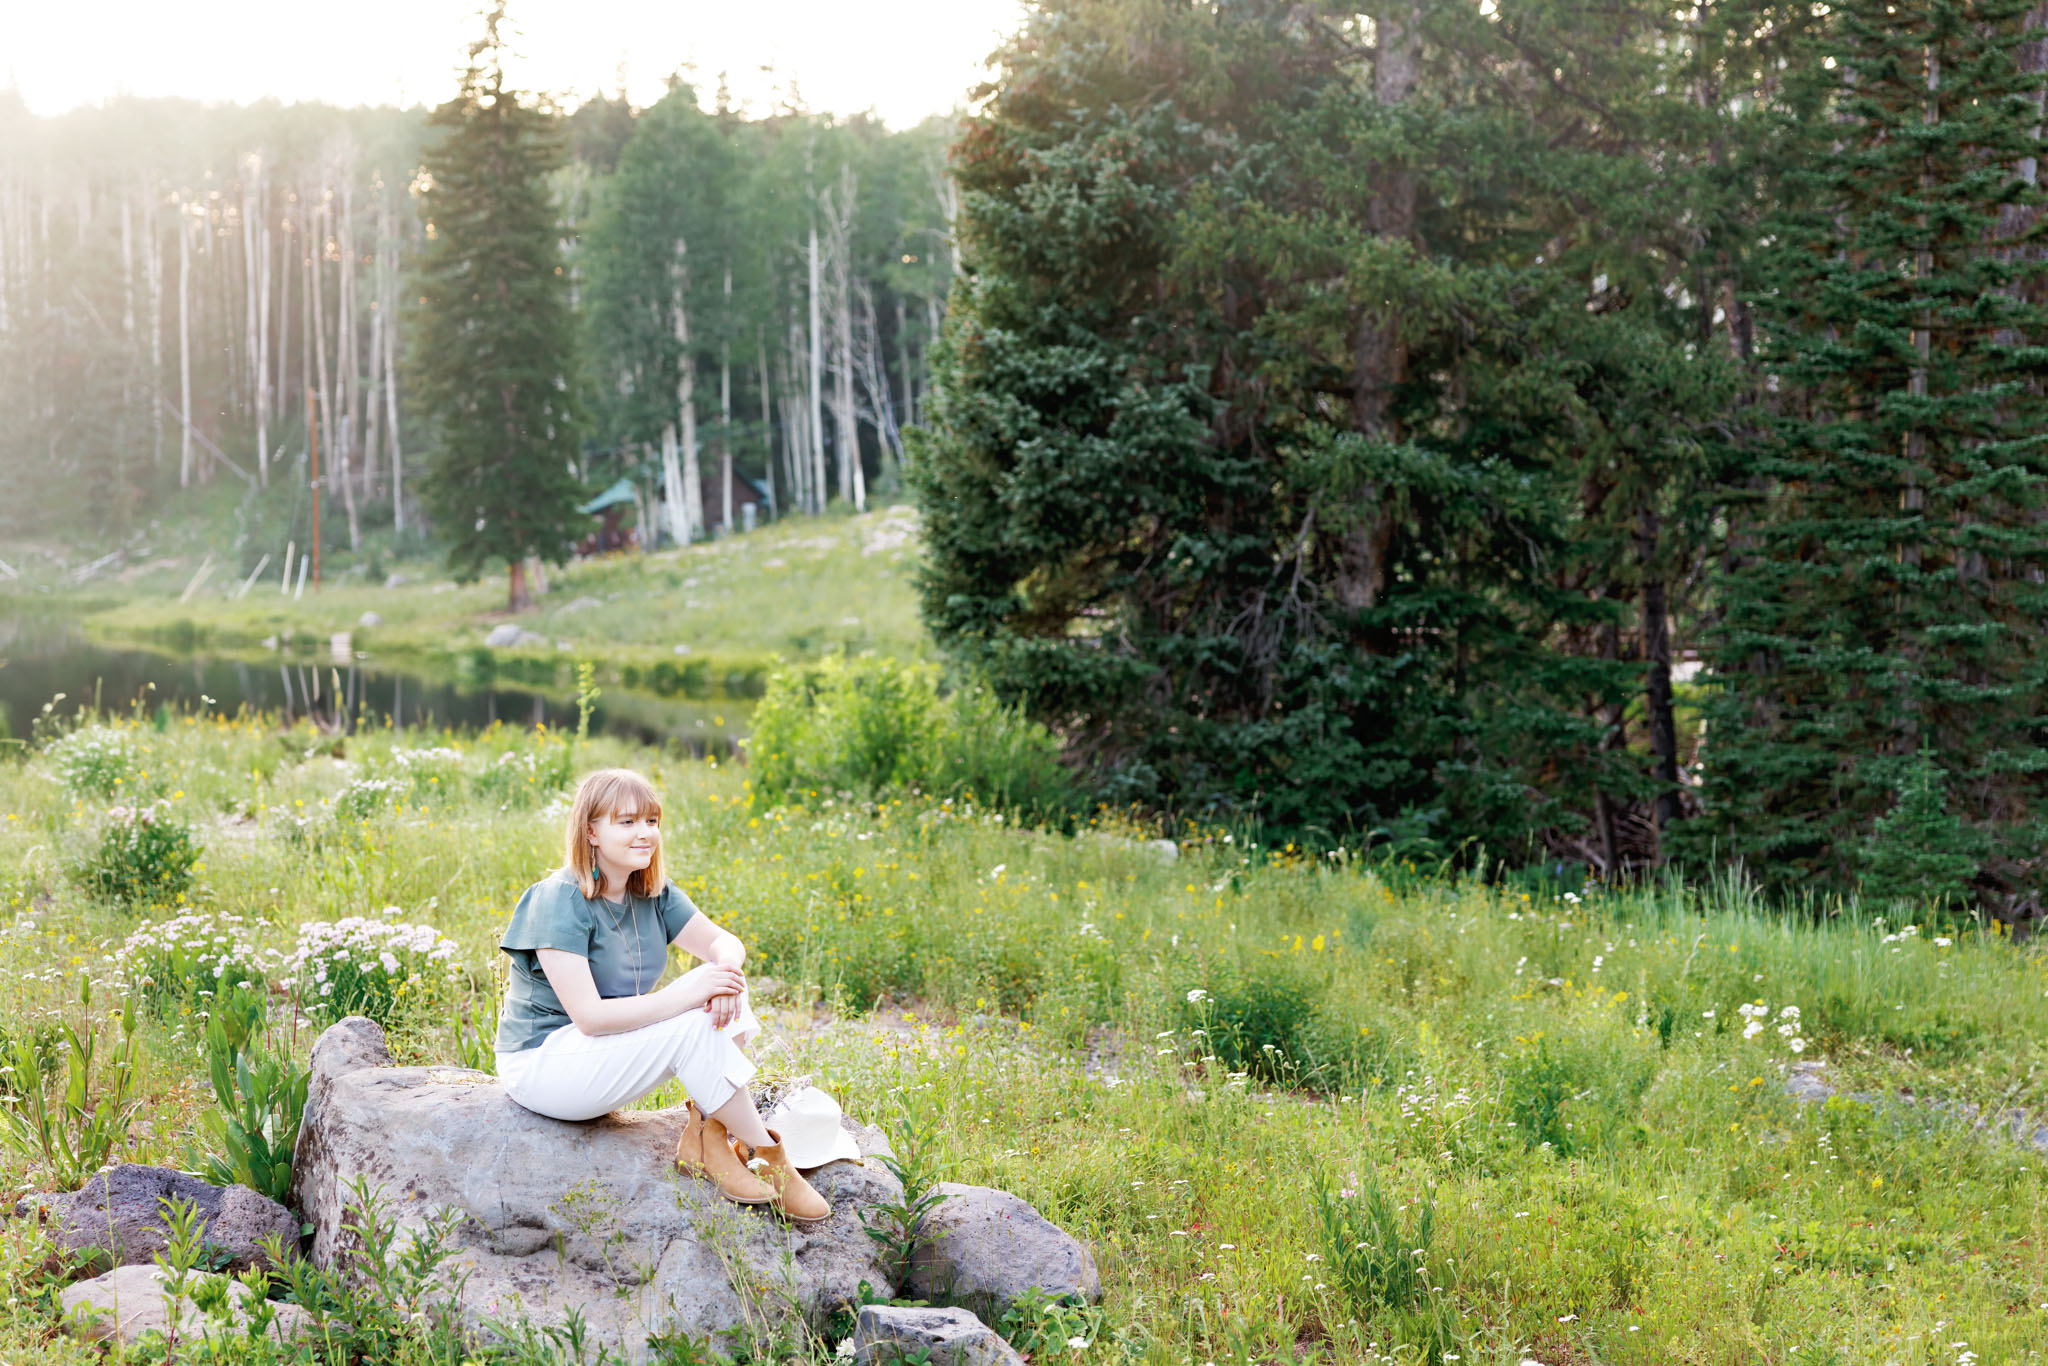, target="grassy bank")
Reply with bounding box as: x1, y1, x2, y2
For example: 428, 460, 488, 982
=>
0, 713, 2045, 1363
9, 506, 928, 702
